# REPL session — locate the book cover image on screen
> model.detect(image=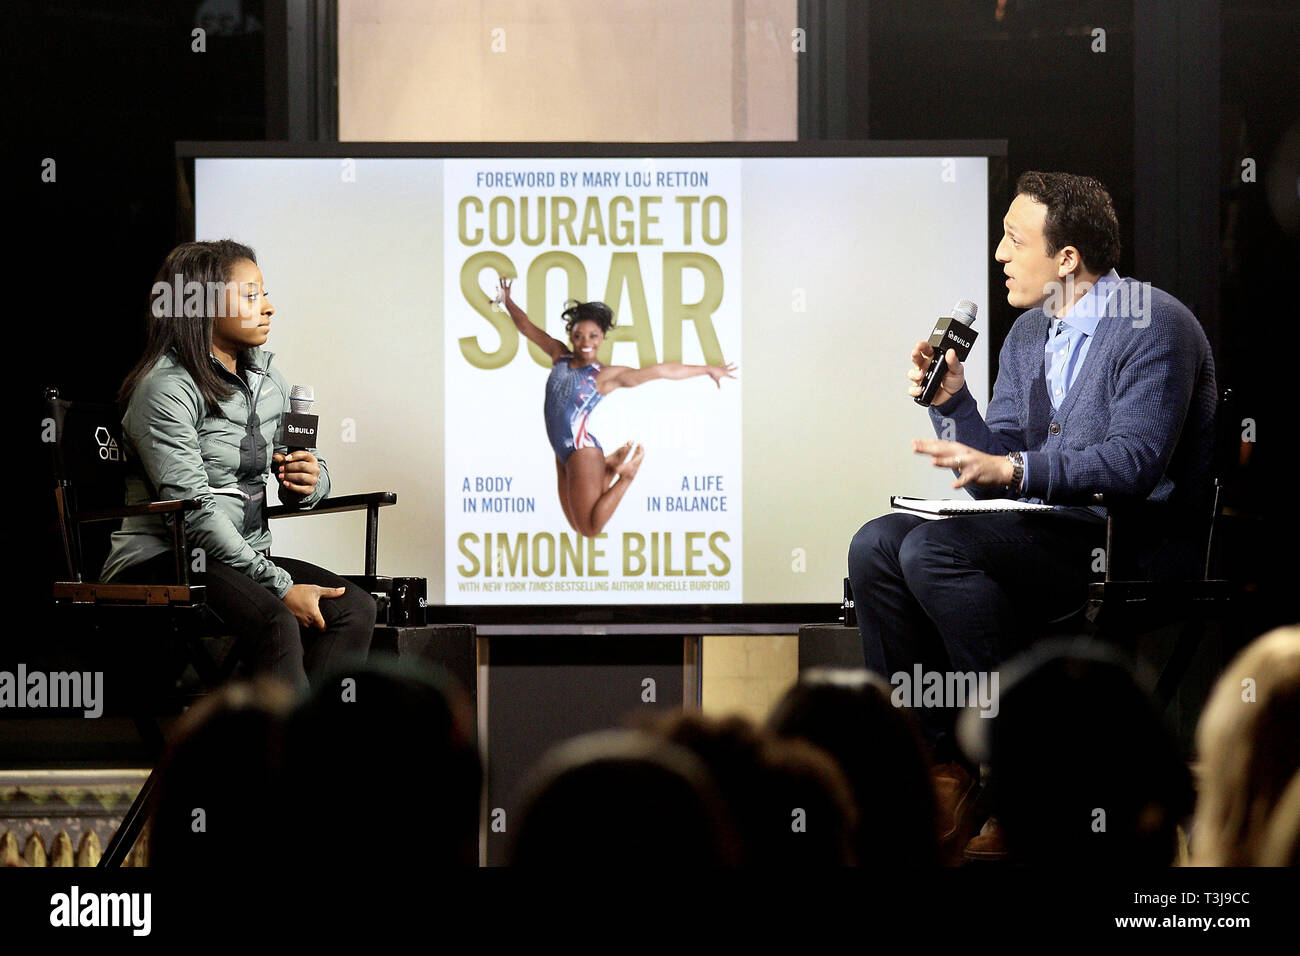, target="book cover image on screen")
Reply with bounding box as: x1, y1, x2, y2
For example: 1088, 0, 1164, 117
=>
193, 150, 992, 614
